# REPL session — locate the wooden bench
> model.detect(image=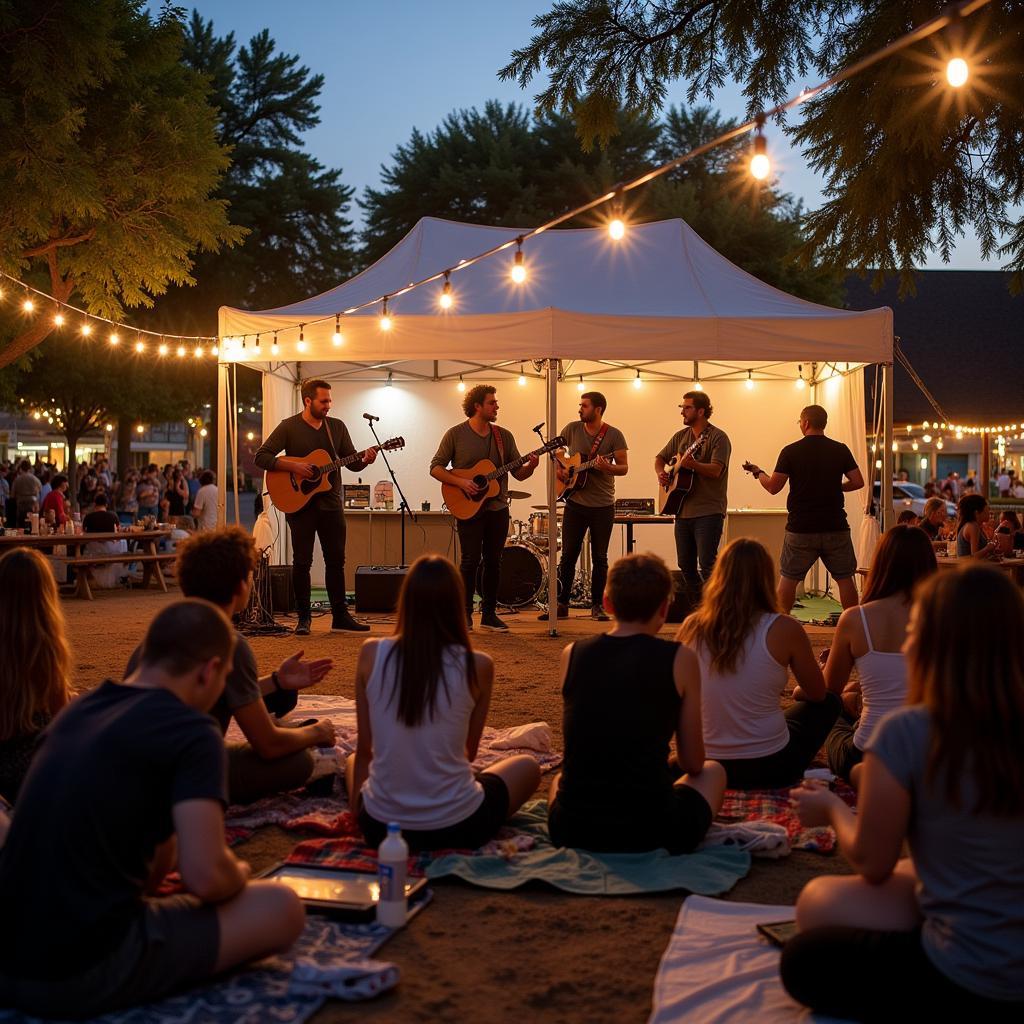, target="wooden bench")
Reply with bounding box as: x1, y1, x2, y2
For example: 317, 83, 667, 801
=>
56, 553, 177, 600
